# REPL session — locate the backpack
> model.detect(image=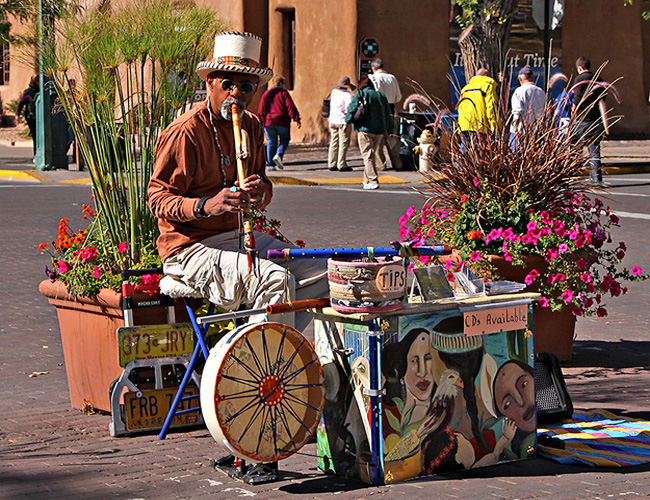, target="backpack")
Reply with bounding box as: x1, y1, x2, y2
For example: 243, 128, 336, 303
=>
351, 90, 369, 125
553, 91, 573, 135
